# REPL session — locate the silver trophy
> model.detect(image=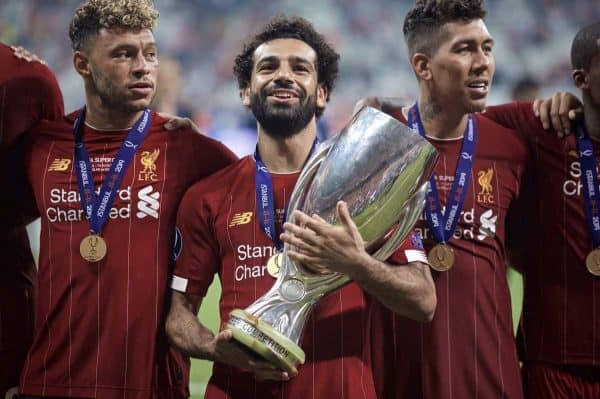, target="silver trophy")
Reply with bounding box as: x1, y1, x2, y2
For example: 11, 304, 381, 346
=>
226, 106, 437, 374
